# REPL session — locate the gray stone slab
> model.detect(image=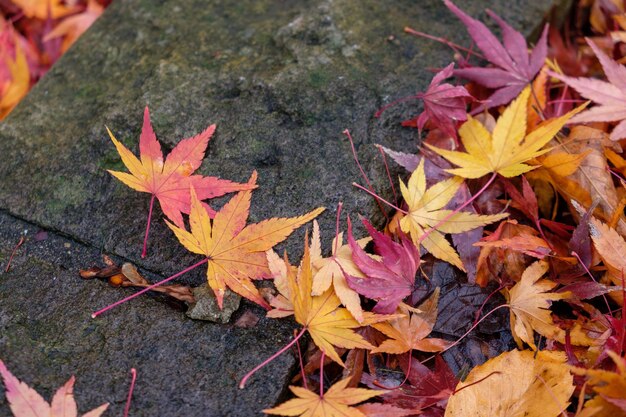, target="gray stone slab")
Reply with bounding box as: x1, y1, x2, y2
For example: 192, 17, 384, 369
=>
0, 0, 553, 415
0, 0, 550, 275
0, 211, 295, 416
